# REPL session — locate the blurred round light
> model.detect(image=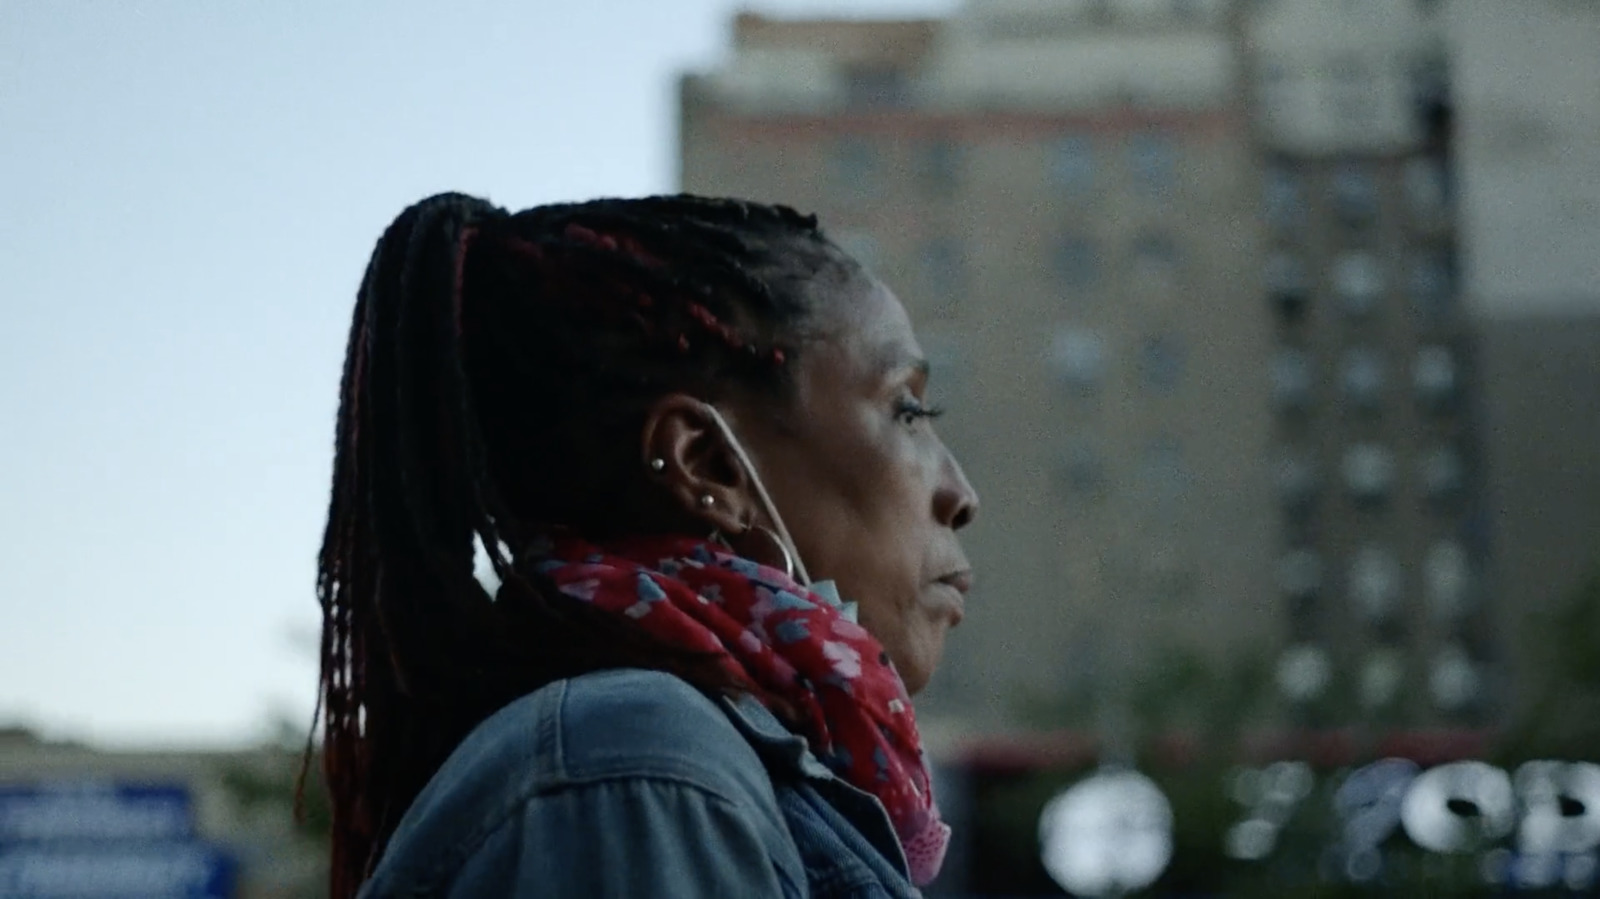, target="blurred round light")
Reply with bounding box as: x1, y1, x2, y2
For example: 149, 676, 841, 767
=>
1343, 444, 1395, 499
1400, 761, 1514, 853
1277, 644, 1332, 702
1340, 348, 1385, 407
1349, 545, 1401, 622
1336, 759, 1420, 849
1334, 252, 1385, 314
1429, 645, 1480, 711
1051, 328, 1106, 387
1265, 760, 1315, 804
1514, 761, 1600, 855
1039, 769, 1174, 897
1224, 819, 1277, 861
